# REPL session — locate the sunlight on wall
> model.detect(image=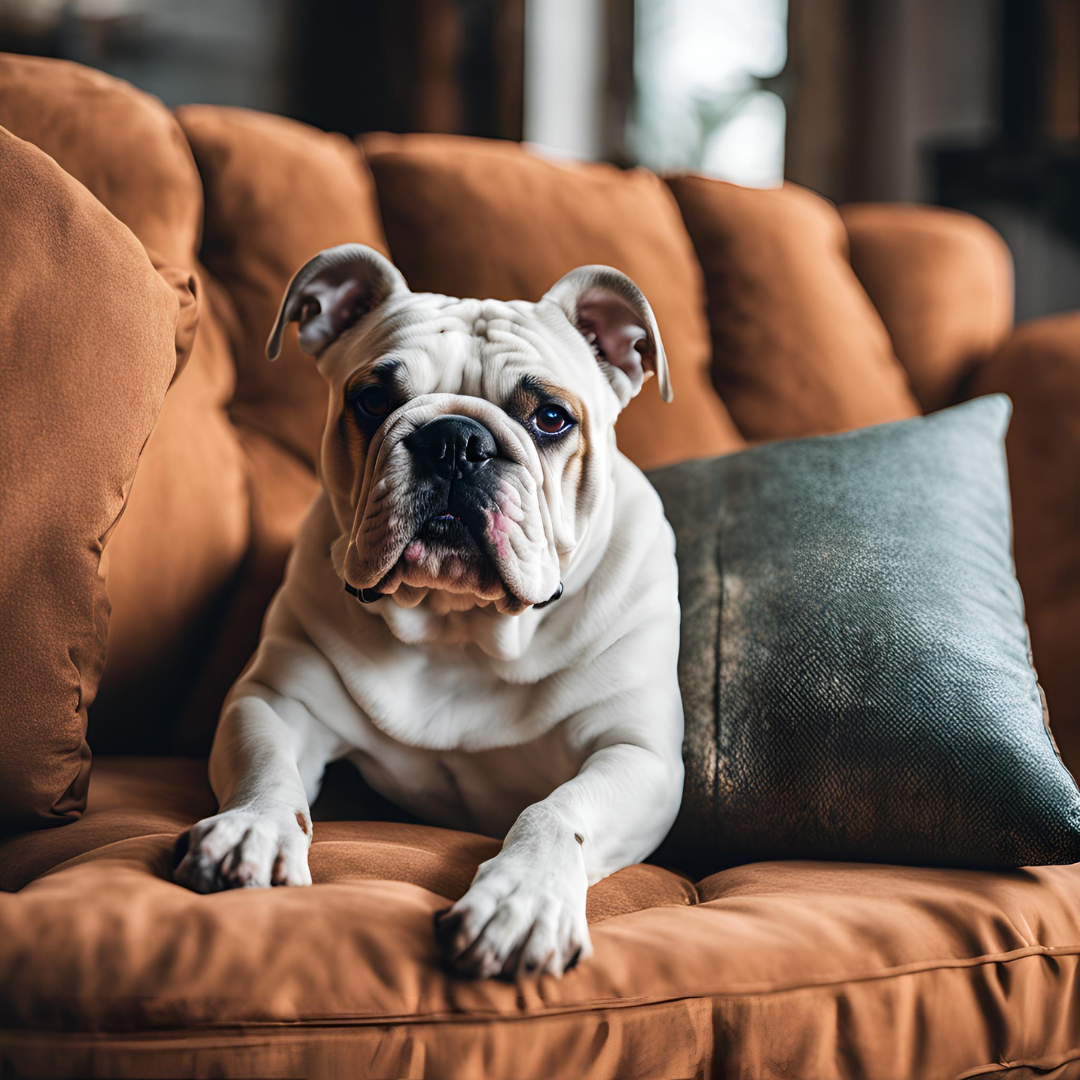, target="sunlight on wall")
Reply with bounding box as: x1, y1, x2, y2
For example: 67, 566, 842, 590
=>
633, 0, 788, 186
